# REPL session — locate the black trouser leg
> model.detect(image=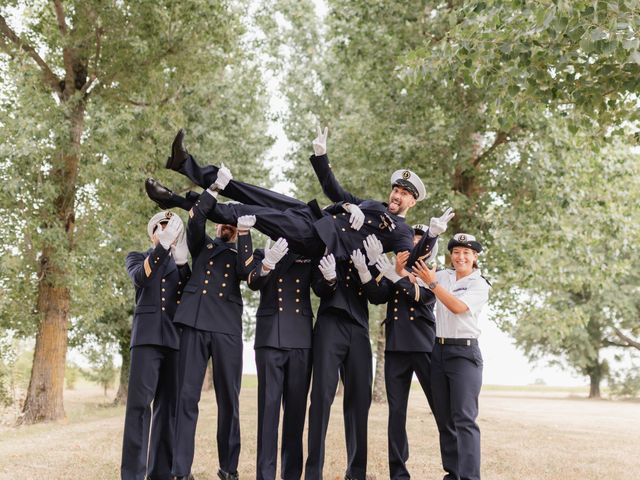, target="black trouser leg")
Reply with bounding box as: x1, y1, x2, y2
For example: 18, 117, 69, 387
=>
121, 346, 164, 480
181, 154, 307, 210
210, 203, 325, 257
431, 344, 458, 480
147, 348, 179, 480
305, 315, 348, 480
342, 324, 372, 480
385, 352, 413, 480
172, 327, 210, 477
211, 332, 243, 474
412, 351, 434, 412
444, 346, 482, 480
281, 348, 312, 480
255, 348, 286, 480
